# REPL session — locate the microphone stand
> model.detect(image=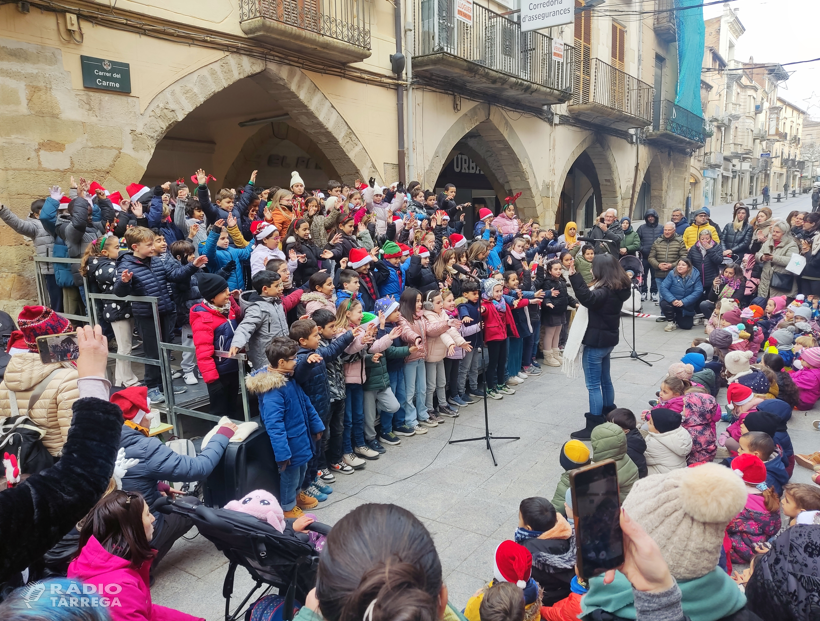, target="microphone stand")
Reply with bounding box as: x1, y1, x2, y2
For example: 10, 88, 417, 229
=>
611, 276, 652, 367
